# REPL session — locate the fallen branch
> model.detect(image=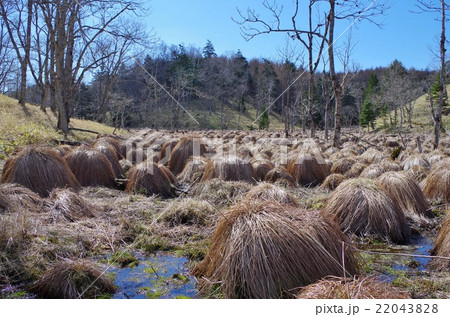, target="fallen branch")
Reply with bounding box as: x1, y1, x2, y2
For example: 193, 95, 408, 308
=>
68, 127, 100, 135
